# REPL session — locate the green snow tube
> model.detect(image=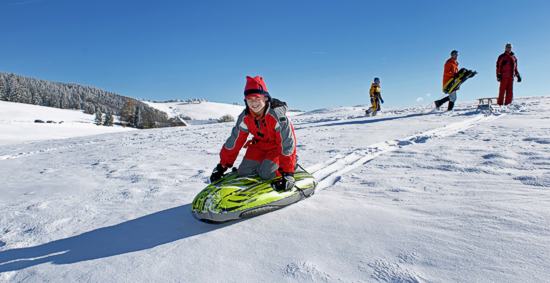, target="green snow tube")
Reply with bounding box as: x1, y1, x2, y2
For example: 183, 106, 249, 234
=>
192, 166, 317, 223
